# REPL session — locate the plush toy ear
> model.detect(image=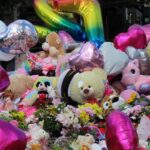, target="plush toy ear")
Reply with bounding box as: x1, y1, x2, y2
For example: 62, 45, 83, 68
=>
93, 68, 107, 81
132, 59, 139, 68
57, 69, 78, 97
